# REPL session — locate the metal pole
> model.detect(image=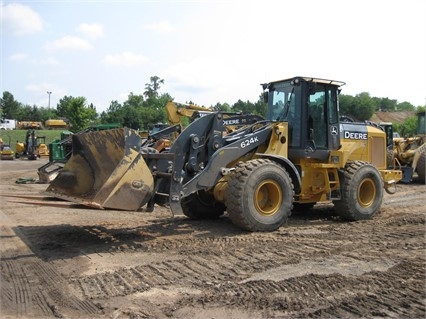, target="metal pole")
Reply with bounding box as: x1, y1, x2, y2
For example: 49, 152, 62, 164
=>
47, 91, 52, 109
